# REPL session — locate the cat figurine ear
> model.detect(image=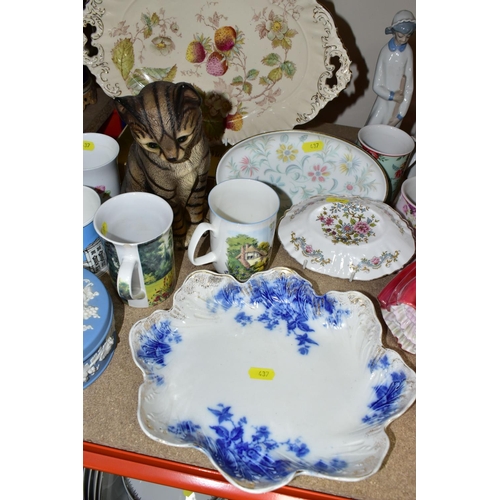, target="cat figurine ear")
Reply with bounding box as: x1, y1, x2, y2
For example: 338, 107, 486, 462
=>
115, 82, 201, 122
116, 81, 211, 249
